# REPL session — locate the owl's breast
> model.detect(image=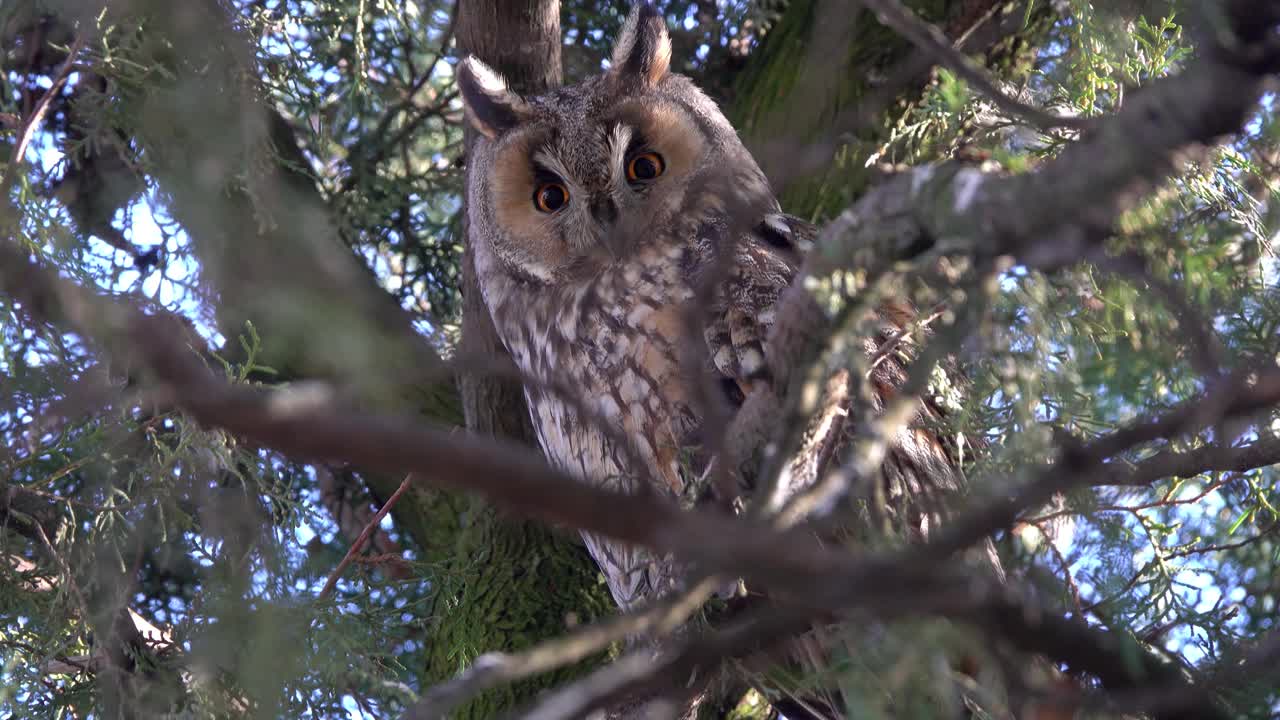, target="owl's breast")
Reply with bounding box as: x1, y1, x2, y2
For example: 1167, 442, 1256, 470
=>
499, 245, 702, 497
